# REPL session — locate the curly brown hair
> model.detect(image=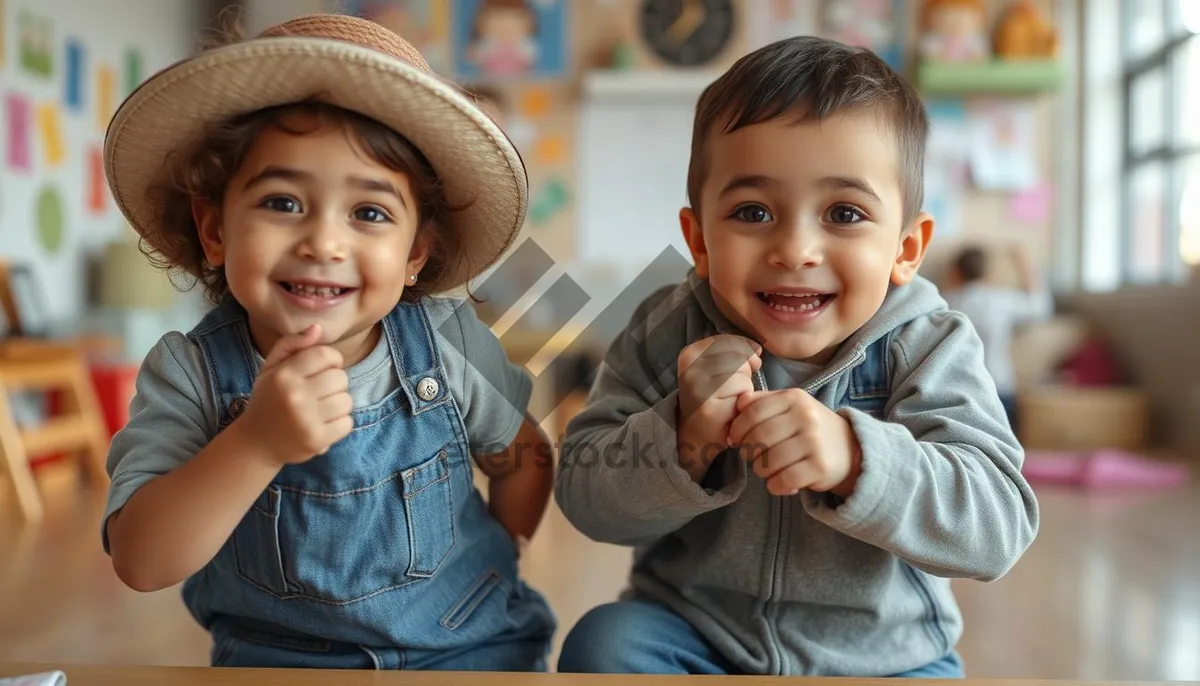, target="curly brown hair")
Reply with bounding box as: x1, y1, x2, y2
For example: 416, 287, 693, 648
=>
143, 99, 471, 306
